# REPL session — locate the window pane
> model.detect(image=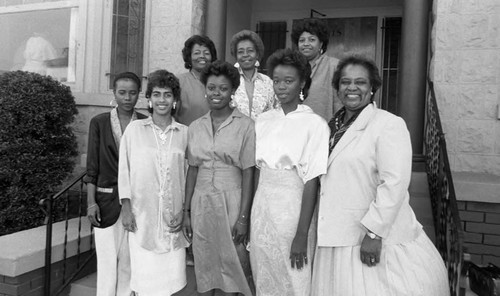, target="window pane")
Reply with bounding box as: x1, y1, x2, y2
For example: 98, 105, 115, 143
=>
0, 8, 77, 82
109, 0, 145, 88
